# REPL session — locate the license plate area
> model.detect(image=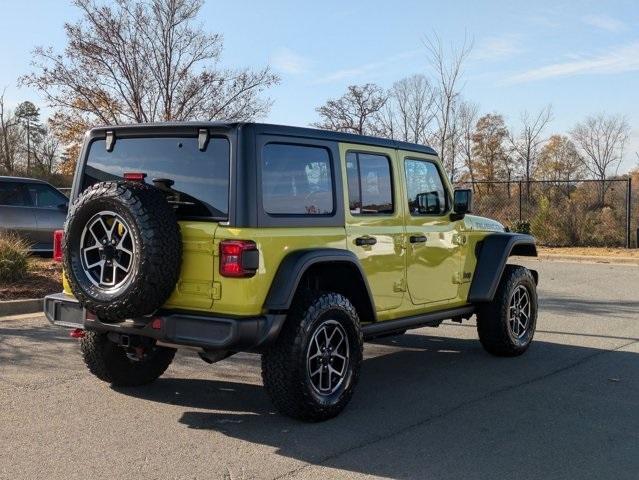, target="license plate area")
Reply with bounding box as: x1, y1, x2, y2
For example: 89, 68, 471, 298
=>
44, 295, 84, 328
